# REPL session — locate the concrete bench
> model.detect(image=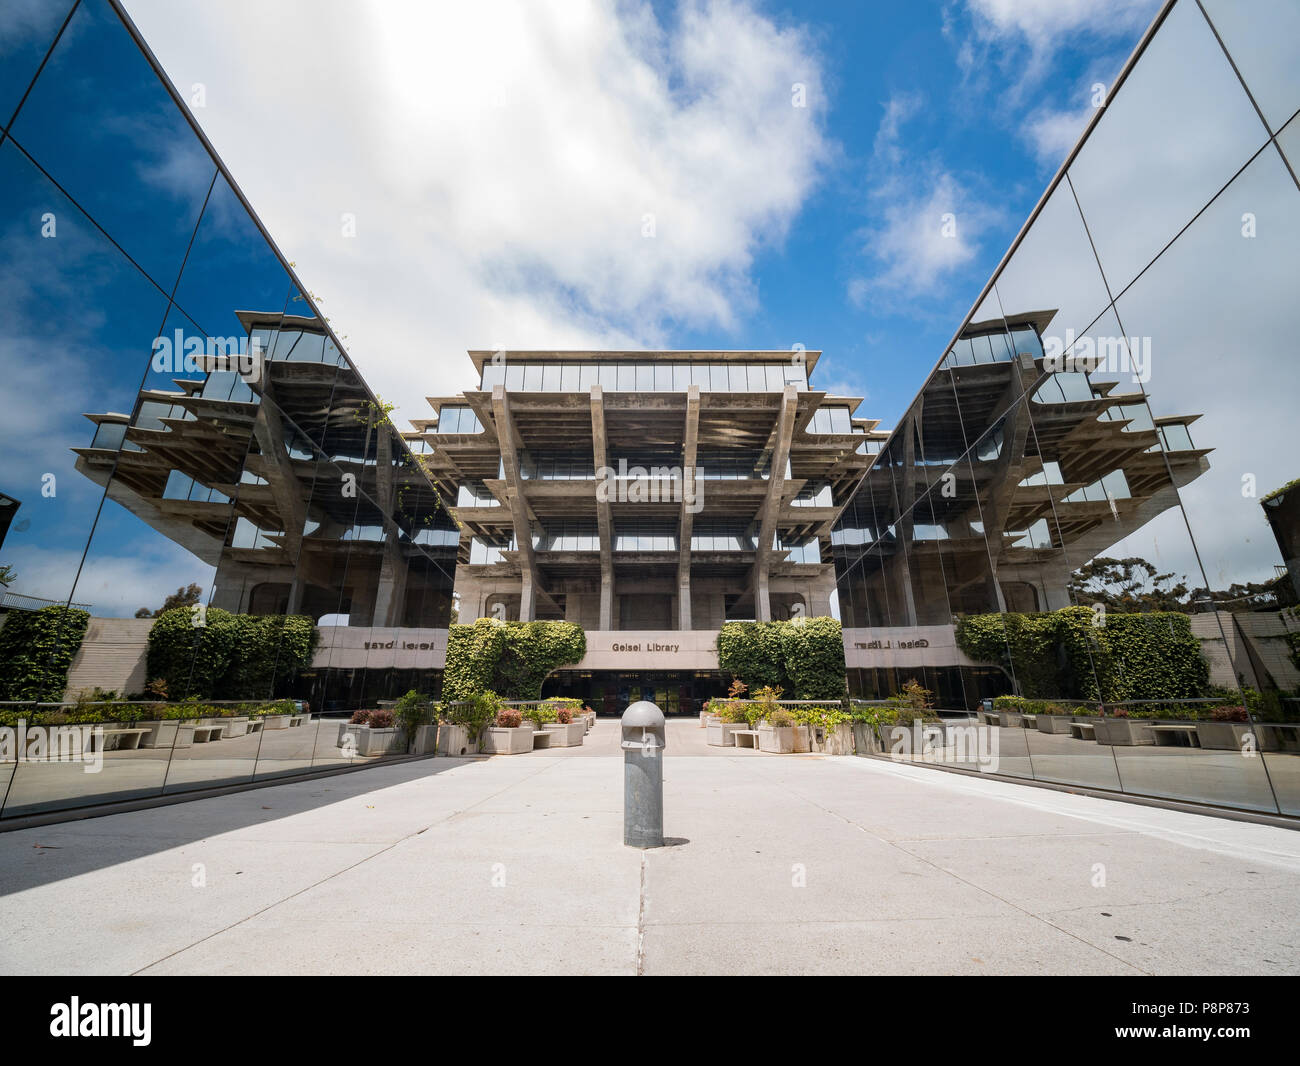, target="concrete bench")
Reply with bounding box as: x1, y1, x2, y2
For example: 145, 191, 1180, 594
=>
288, 716, 306, 728
92, 727, 150, 752
192, 725, 227, 743
732, 729, 761, 749
531, 730, 553, 750
1069, 722, 1096, 741
246, 720, 264, 734
1150, 723, 1201, 747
